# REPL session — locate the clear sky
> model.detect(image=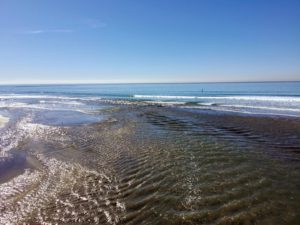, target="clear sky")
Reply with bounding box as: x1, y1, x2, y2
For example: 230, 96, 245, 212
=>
0, 0, 299, 84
